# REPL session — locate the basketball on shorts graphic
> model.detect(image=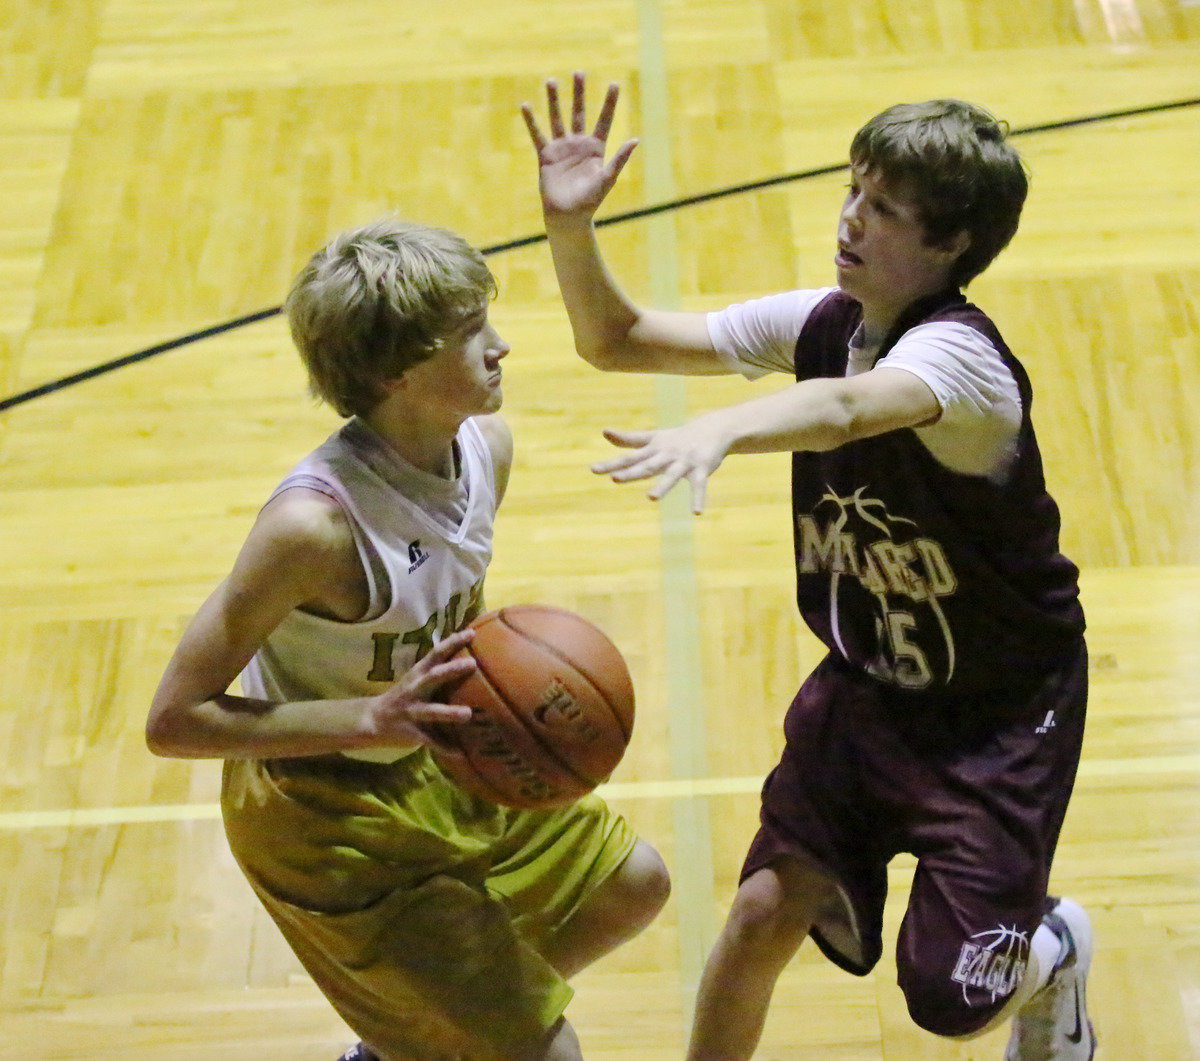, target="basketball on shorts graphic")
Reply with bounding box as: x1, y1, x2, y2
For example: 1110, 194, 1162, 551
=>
431, 605, 636, 808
